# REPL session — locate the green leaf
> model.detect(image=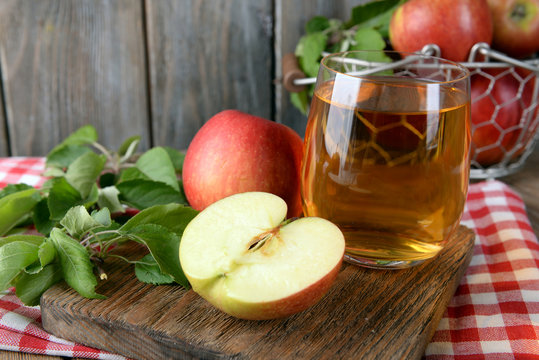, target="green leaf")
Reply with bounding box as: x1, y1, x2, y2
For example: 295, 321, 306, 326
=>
0, 184, 34, 200
46, 145, 92, 169
24, 238, 57, 275
15, 263, 63, 306
39, 178, 57, 192
60, 206, 103, 239
0, 241, 40, 291
350, 27, 387, 51
46, 125, 98, 168
33, 199, 56, 236
305, 16, 330, 34
126, 224, 189, 287
135, 147, 179, 191
163, 147, 185, 174
295, 32, 328, 78
118, 135, 141, 157
91, 221, 121, 242
98, 172, 116, 188
117, 180, 187, 209
0, 188, 41, 236
83, 183, 99, 208
47, 177, 84, 221
135, 254, 174, 285
118, 167, 150, 183
0, 235, 44, 248
120, 203, 198, 236
43, 166, 66, 178
346, 0, 402, 29
91, 208, 112, 227
98, 186, 125, 214
49, 228, 105, 299
61, 125, 98, 146
65, 151, 106, 199
38, 240, 56, 267
290, 90, 310, 115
